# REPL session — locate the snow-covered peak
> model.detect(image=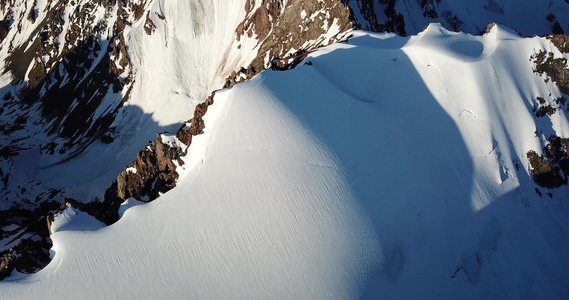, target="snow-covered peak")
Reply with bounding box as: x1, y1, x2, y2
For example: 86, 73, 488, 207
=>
2, 1, 569, 298
347, 0, 569, 36
2, 23, 569, 298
